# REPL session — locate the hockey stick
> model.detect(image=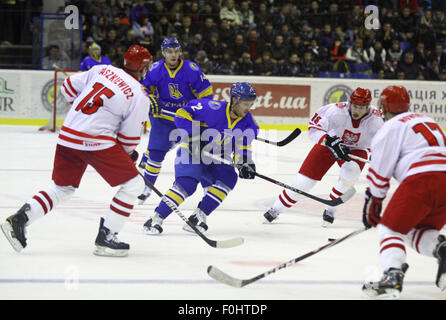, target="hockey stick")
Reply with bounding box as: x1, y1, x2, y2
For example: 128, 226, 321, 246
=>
256, 128, 302, 146
138, 173, 244, 249
202, 152, 356, 207
349, 154, 369, 163
207, 227, 367, 287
